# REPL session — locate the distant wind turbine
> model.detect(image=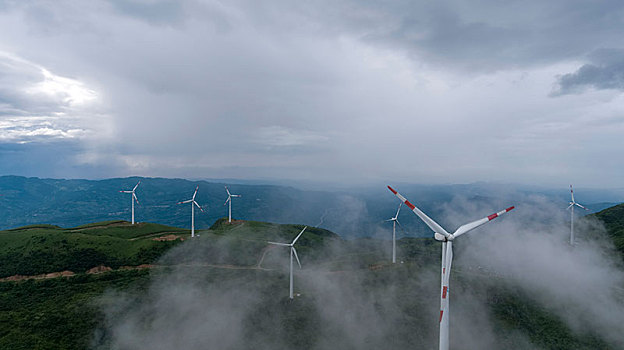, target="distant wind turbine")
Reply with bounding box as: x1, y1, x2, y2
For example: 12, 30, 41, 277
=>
177, 186, 204, 238
388, 185, 514, 350
384, 203, 403, 264
568, 184, 588, 246
268, 226, 307, 299
224, 186, 241, 223
119, 181, 140, 224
